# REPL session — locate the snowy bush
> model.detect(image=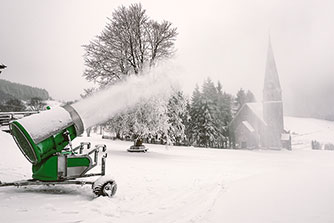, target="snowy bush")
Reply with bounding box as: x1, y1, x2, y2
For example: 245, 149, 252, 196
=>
311, 140, 322, 150
324, 143, 334, 151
